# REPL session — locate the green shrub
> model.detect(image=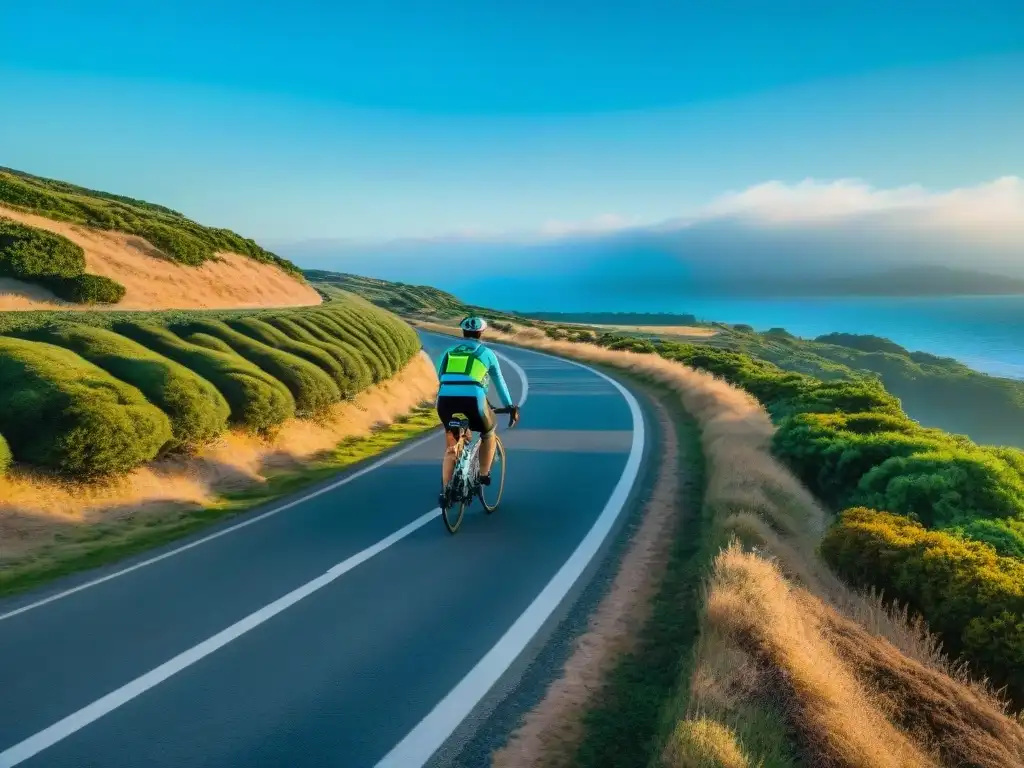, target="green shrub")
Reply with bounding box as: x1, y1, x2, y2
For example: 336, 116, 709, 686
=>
306, 311, 394, 379
226, 318, 360, 397
773, 379, 904, 420
184, 332, 236, 355
42, 274, 126, 304
821, 507, 1024, 705
284, 314, 388, 383
115, 322, 294, 432
0, 219, 85, 278
0, 432, 11, 475
0, 336, 173, 475
815, 332, 910, 357
172, 319, 340, 415
262, 315, 374, 392
326, 303, 413, 366
25, 324, 229, 448
855, 447, 1024, 527
951, 518, 1024, 560
772, 412, 946, 507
